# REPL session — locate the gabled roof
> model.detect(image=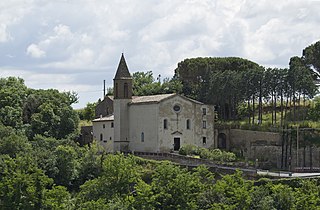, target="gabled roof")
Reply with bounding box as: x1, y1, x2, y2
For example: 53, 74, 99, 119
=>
129, 93, 204, 105
92, 114, 114, 122
130, 93, 176, 104
114, 53, 131, 79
